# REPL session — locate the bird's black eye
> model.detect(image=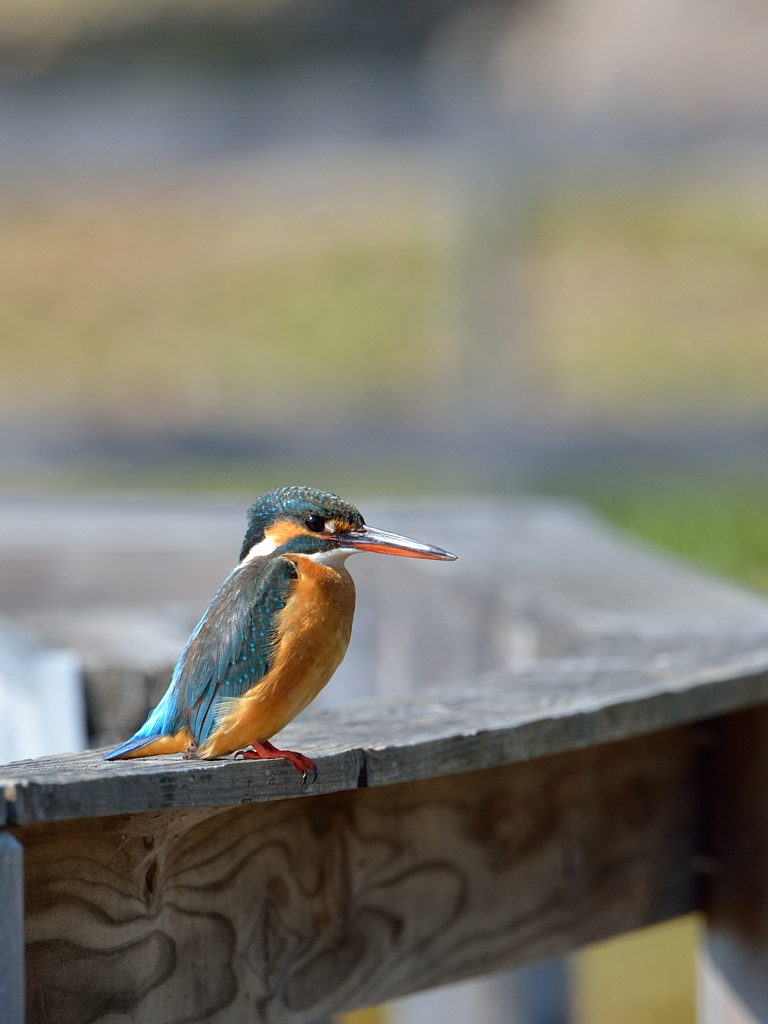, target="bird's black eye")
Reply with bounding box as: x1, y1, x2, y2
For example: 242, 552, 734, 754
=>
304, 514, 325, 532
